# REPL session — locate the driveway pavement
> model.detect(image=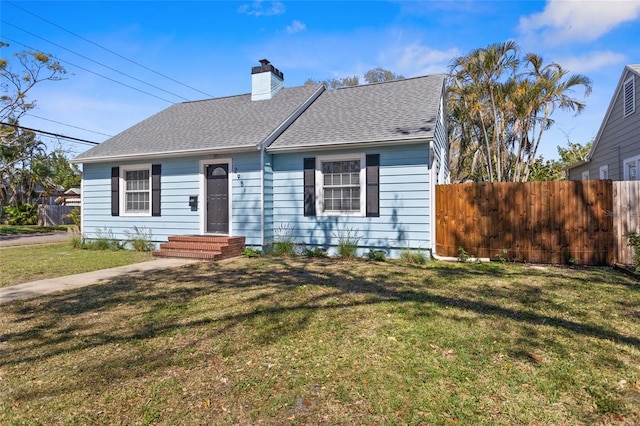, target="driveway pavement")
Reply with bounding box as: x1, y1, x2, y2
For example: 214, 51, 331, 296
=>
0, 232, 72, 248
0, 258, 199, 304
